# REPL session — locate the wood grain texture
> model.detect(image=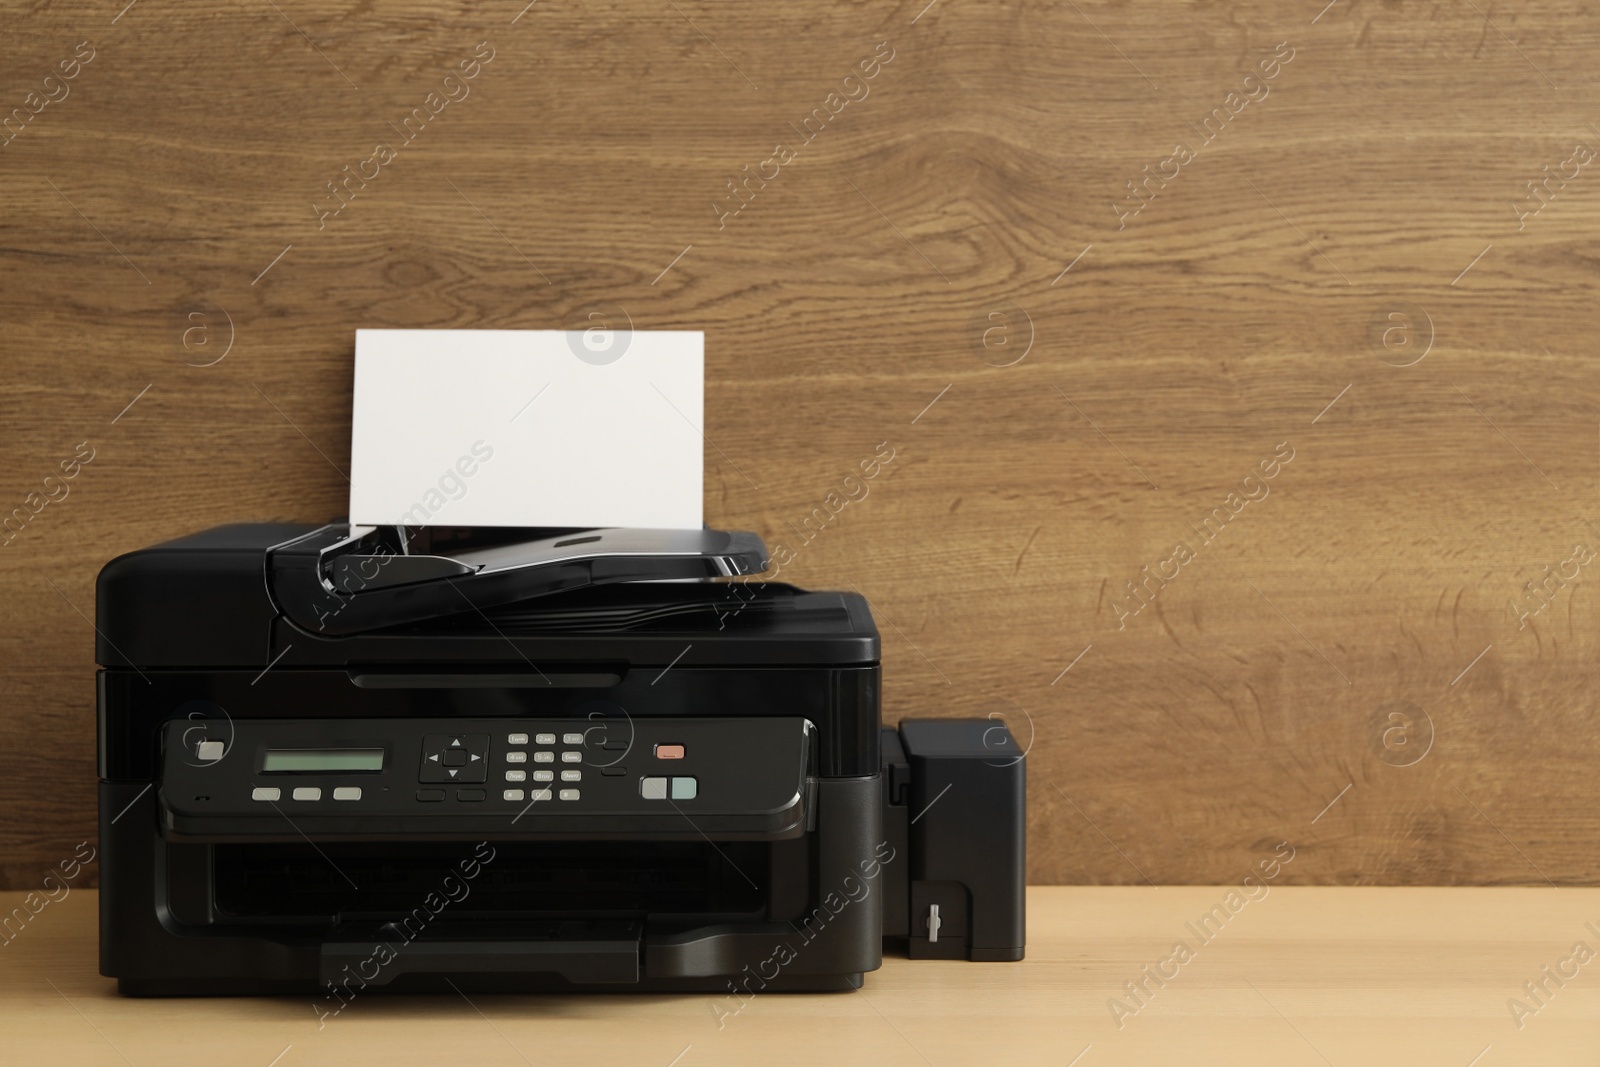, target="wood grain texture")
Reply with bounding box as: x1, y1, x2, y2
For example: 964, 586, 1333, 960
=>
3, 0, 1600, 887
8, 887, 1600, 1063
